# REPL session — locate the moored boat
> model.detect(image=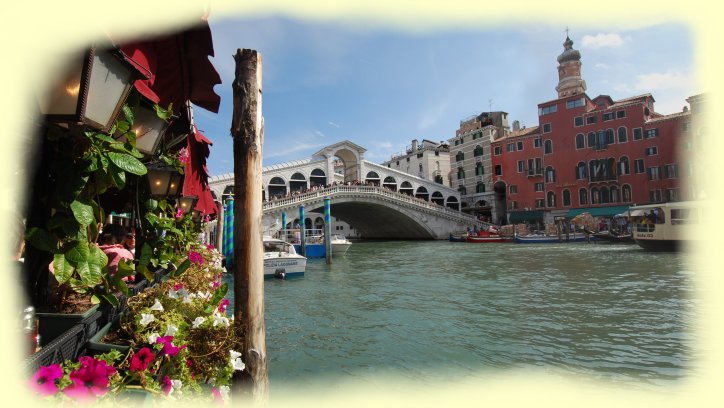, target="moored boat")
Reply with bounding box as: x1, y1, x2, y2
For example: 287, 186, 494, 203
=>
586, 229, 634, 244
465, 230, 513, 243
263, 237, 307, 279
330, 234, 353, 255
629, 201, 701, 251
448, 232, 468, 242
513, 232, 591, 244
